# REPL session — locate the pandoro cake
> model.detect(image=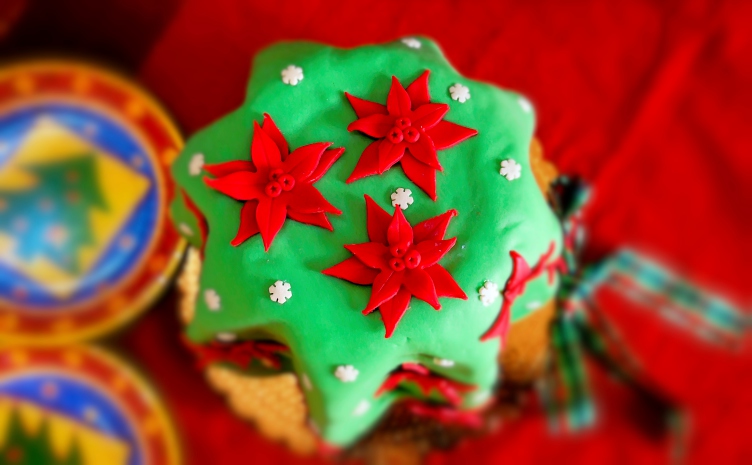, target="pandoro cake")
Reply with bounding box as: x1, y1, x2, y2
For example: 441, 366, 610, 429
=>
170, 37, 563, 450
